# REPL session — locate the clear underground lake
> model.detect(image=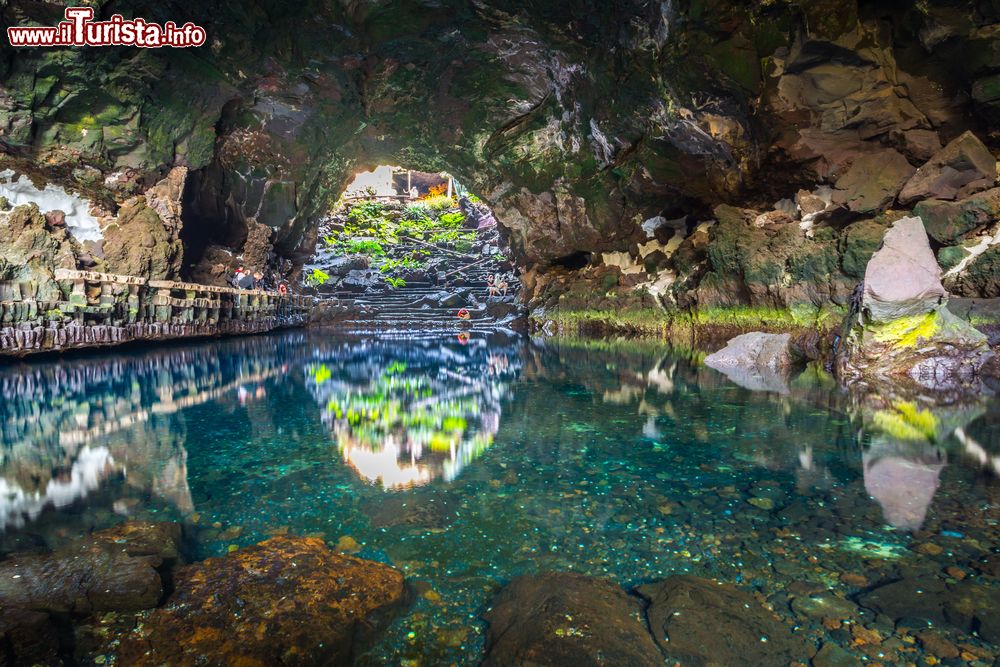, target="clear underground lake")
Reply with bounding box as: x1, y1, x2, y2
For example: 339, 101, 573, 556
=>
1, 330, 998, 666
